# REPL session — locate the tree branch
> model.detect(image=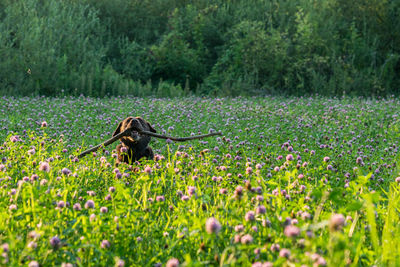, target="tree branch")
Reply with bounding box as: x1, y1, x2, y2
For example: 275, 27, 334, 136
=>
77, 128, 222, 159
139, 130, 222, 142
